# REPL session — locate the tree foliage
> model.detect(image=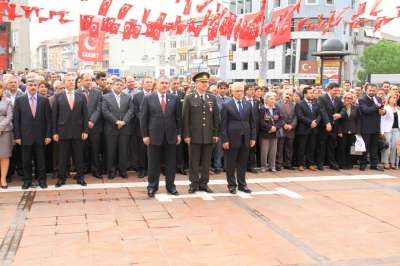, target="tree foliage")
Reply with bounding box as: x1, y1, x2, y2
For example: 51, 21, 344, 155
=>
359, 40, 400, 80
